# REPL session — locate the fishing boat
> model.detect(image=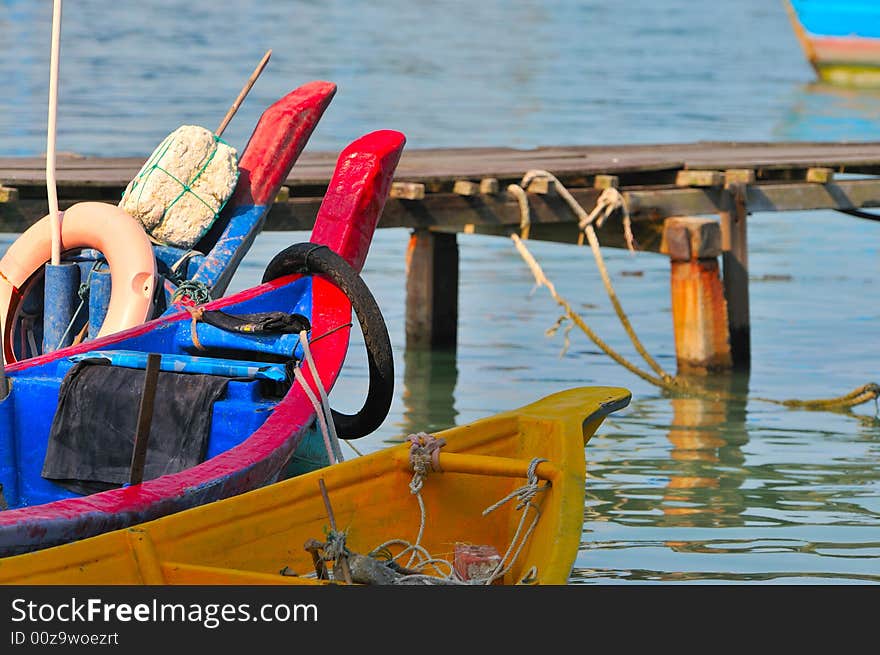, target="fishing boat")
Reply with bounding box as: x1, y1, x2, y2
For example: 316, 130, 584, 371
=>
0, 79, 336, 363
0, 129, 405, 557
785, 0, 880, 86
0, 386, 631, 585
